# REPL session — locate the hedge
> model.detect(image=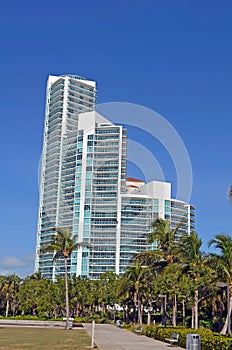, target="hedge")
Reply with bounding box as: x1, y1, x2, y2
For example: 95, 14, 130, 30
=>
143, 326, 232, 350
